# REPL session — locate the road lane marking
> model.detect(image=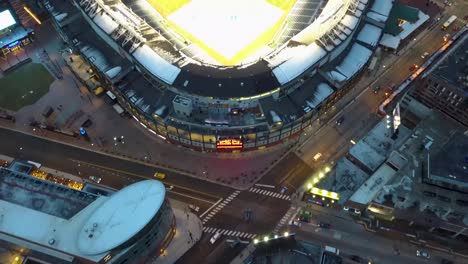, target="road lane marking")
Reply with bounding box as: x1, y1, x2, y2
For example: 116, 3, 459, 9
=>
69, 159, 221, 200
200, 197, 223, 218
248, 188, 291, 201
201, 190, 240, 224
167, 190, 215, 204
